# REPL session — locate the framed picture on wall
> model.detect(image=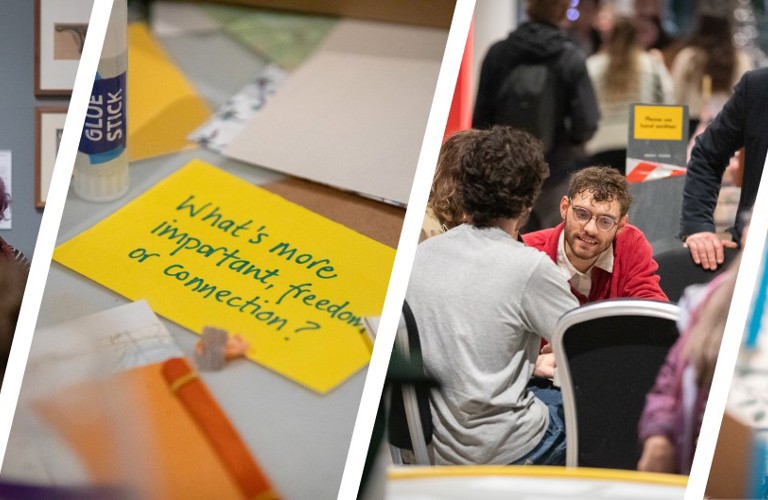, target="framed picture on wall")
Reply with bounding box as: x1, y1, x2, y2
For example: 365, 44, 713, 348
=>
36, 107, 67, 208
0, 151, 12, 230
34, 0, 93, 96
